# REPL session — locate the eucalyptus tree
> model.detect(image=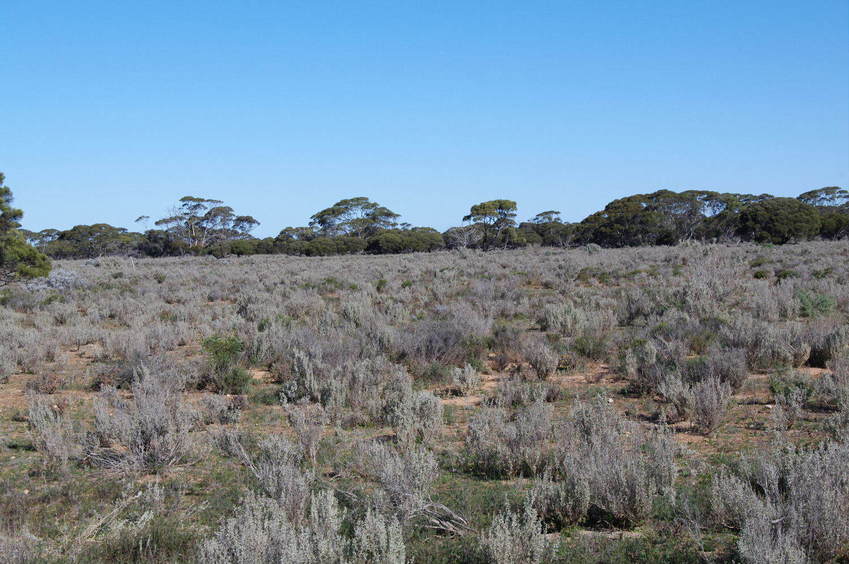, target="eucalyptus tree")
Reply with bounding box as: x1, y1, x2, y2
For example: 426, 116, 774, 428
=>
155, 196, 259, 251
309, 197, 400, 238
463, 199, 518, 250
